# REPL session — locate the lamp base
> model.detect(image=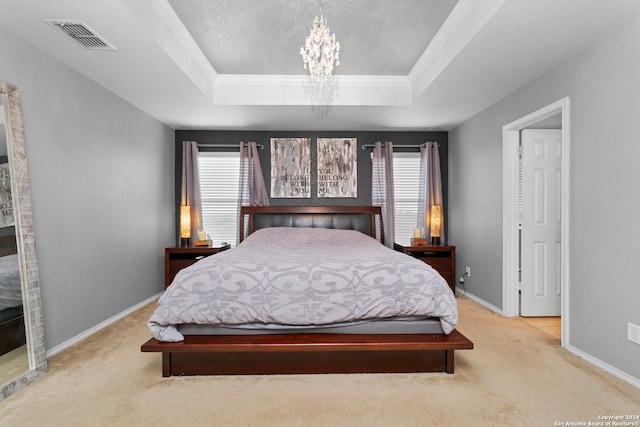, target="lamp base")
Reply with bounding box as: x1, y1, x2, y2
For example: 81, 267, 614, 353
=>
430, 237, 441, 246
180, 238, 190, 247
